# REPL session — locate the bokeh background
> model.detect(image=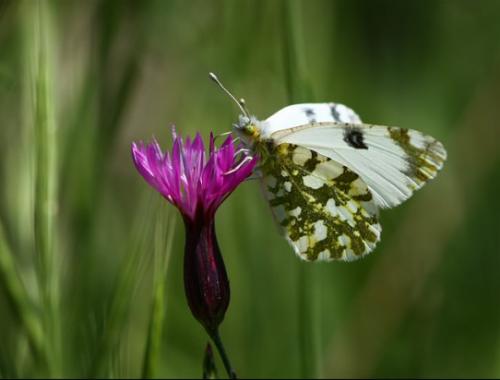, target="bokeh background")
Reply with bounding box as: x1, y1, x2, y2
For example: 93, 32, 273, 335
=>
1, 0, 500, 378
